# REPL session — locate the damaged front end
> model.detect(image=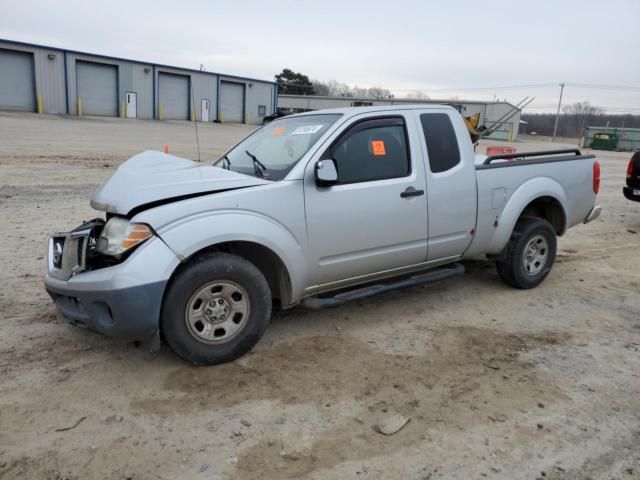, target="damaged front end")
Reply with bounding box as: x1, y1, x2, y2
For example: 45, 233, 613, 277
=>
49, 215, 159, 281
44, 216, 180, 342
43, 150, 269, 343
48, 218, 111, 281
